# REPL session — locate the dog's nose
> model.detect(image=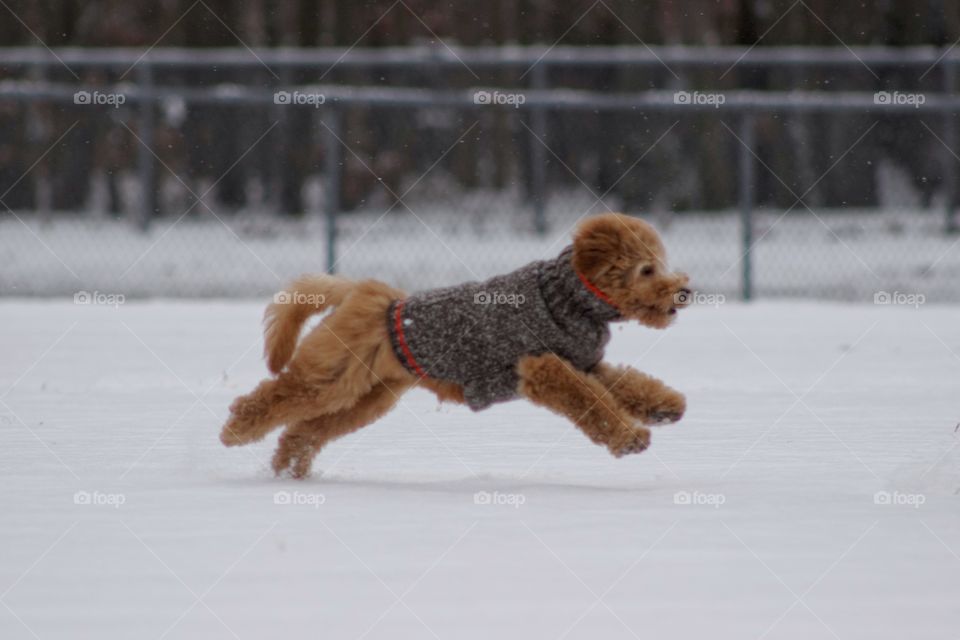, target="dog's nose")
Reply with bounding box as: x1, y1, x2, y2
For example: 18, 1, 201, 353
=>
672, 287, 692, 311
